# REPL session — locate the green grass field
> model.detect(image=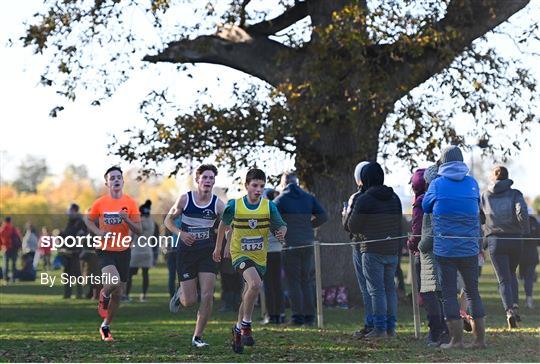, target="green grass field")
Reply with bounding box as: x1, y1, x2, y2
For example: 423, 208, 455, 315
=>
1, 257, 539, 362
